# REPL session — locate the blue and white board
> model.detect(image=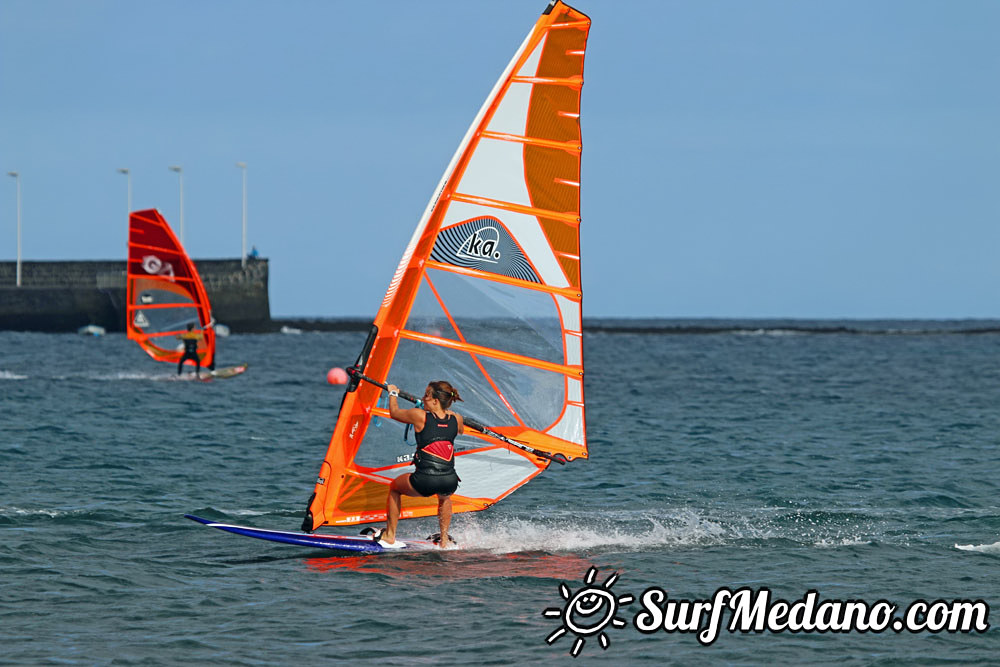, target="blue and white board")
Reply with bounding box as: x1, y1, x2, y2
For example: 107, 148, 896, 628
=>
184, 515, 439, 553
